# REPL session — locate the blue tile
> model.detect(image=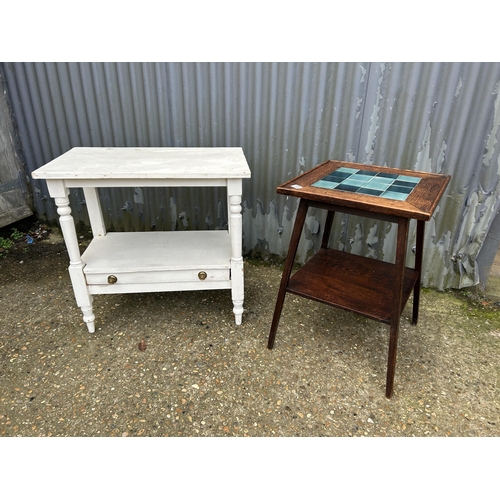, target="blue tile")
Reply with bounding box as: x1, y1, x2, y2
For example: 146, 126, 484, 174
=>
393, 180, 417, 188
355, 170, 377, 177
377, 173, 399, 179
387, 185, 412, 194
357, 187, 384, 196
326, 174, 351, 183
334, 184, 359, 192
